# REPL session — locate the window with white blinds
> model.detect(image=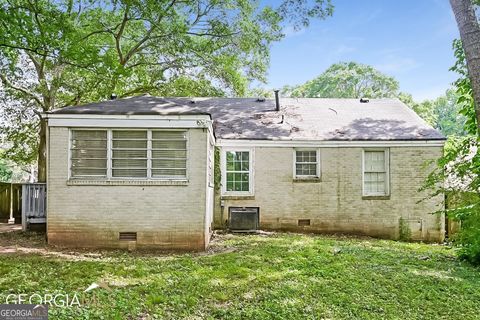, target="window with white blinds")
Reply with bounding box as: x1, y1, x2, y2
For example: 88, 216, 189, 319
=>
70, 129, 187, 179
151, 131, 187, 178
363, 149, 389, 196
112, 130, 148, 178
70, 130, 108, 178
